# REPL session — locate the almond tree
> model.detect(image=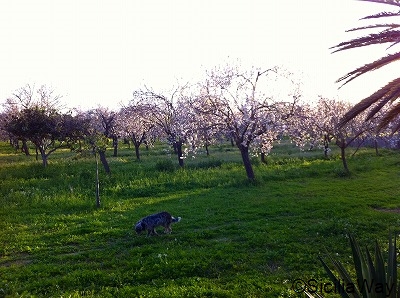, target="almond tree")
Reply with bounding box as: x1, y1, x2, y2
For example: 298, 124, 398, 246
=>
83, 109, 112, 174
0, 112, 9, 142
2, 85, 80, 167
117, 103, 157, 160
286, 103, 318, 152
94, 107, 119, 157
288, 99, 336, 157
196, 65, 300, 180
131, 86, 199, 167
332, 0, 400, 132
2, 84, 62, 156
289, 97, 372, 173
355, 105, 400, 154
70, 108, 110, 208
193, 109, 221, 156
